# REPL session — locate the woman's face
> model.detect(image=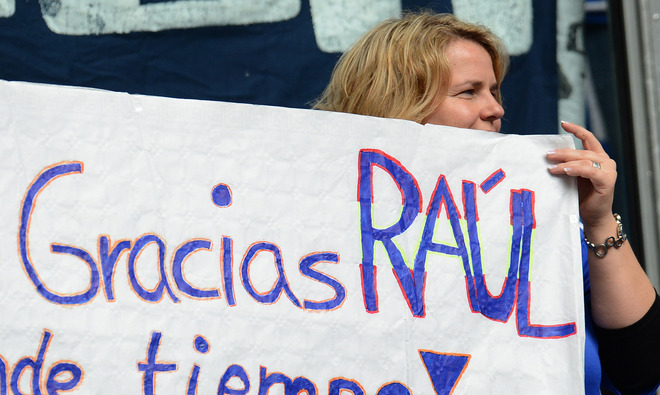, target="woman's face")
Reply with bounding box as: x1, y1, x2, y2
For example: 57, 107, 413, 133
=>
423, 39, 504, 132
